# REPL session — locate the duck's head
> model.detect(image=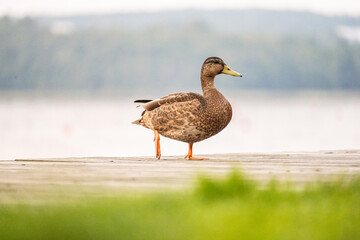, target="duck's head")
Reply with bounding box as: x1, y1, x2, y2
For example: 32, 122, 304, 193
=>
201, 57, 242, 78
